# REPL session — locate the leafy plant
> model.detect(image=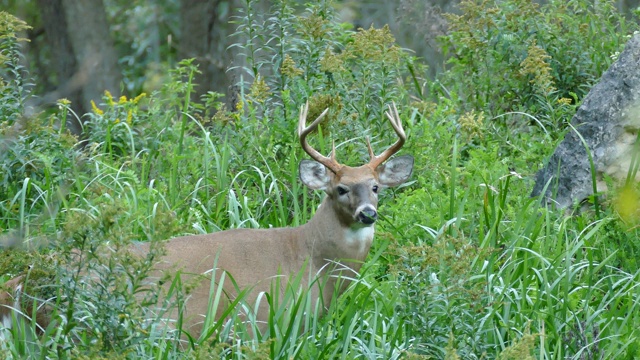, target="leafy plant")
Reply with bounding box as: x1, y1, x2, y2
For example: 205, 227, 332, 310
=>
438, 0, 639, 129
2, 1, 640, 359
0, 11, 31, 126
232, 0, 417, 158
